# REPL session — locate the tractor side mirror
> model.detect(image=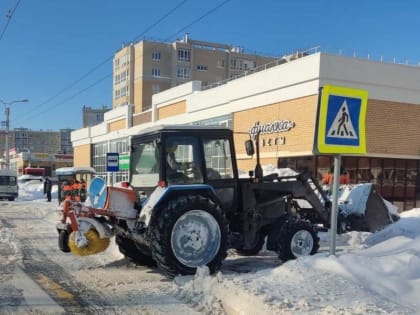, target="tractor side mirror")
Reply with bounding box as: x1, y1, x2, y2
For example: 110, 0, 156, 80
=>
245, 140, 255, 156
